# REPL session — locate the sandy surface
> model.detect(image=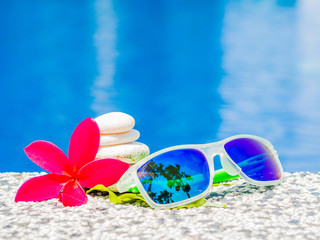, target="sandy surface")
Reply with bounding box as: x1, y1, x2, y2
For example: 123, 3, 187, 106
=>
1, 172, 319, 240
